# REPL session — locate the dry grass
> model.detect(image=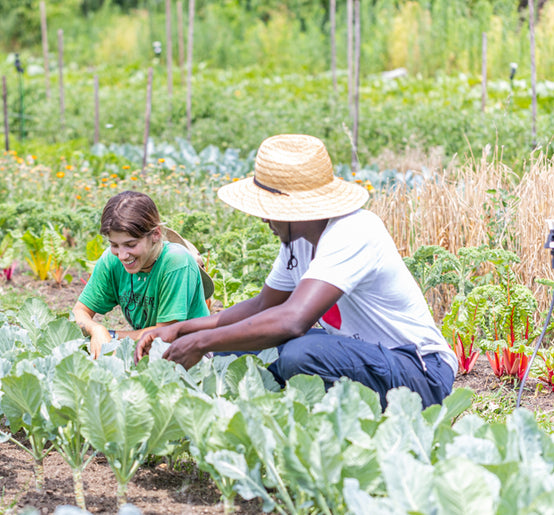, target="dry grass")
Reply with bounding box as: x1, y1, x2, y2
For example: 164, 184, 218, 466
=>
369, 149, 554, 314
